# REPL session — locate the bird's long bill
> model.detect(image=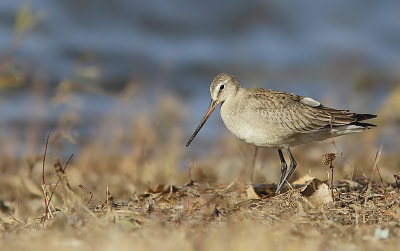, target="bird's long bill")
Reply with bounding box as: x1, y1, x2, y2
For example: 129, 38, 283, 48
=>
186, 99, 219, 147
